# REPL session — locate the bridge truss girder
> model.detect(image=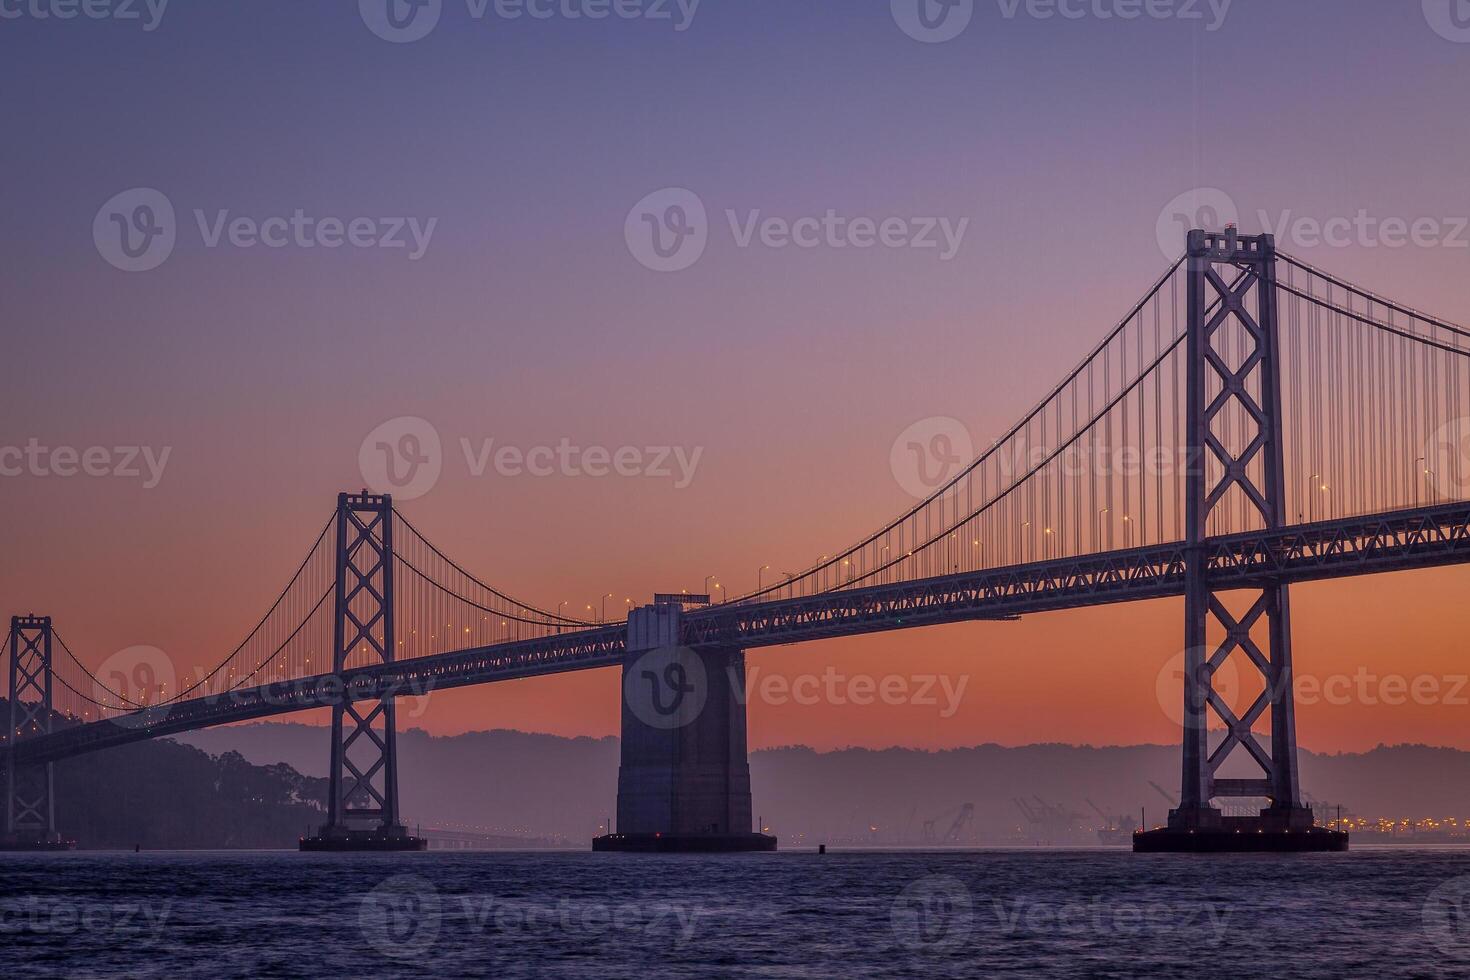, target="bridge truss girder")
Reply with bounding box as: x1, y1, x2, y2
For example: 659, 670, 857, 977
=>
11, 500, 1470, 770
